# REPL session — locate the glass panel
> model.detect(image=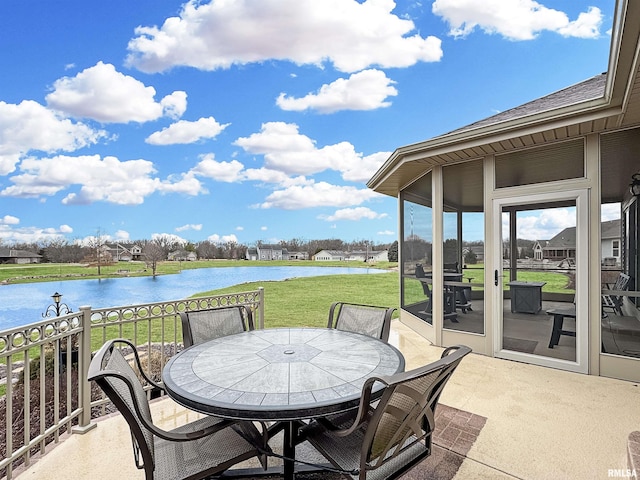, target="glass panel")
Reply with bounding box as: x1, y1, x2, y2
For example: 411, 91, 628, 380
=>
443, 160, 485, 334
501, 203, 577, 361
401, 173, 433, 324
598, 132, 639, 358
601, 198, 640, 358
